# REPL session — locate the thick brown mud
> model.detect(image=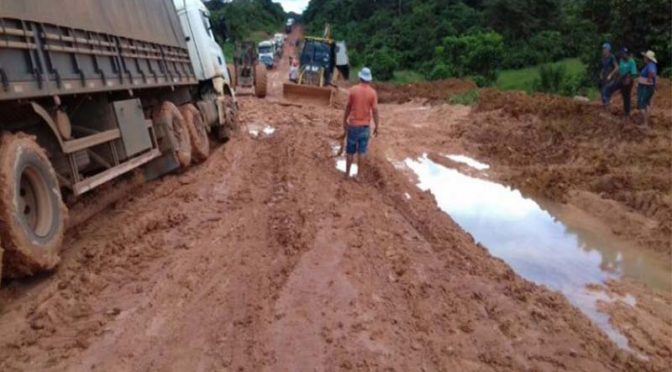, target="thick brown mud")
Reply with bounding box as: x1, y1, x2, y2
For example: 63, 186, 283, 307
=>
0, 42, 669, 370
